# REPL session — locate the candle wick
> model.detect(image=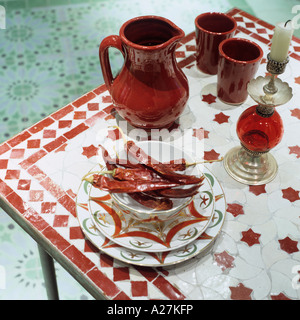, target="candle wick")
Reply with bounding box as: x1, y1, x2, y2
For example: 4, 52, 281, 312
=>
284, 20, 291, 27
